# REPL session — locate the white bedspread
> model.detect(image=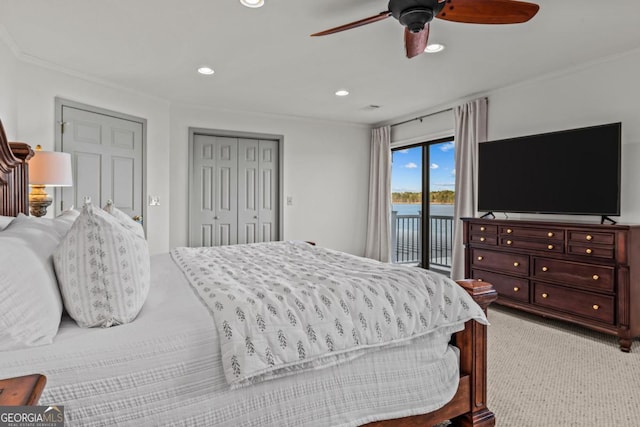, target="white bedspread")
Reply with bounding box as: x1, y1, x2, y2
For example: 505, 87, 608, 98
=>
0, 252, 472, 426
172, 241, 487, 387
